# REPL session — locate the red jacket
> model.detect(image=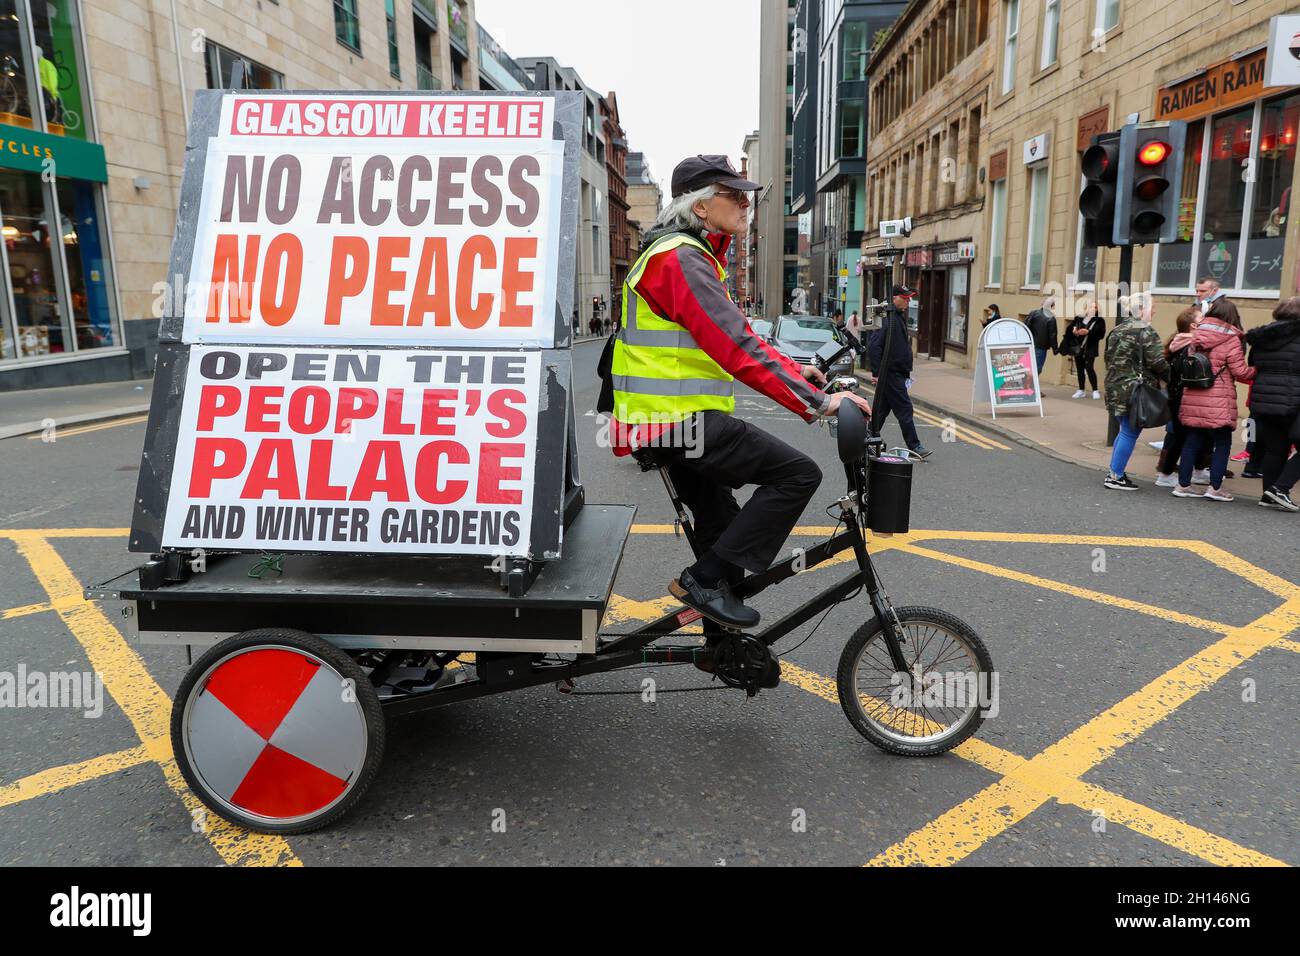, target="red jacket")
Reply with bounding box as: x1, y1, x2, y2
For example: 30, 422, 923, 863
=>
611, 231, 828, 455
1177, 321, 1255, 430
